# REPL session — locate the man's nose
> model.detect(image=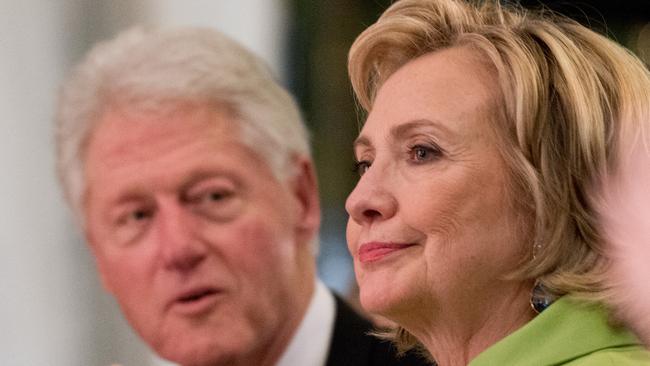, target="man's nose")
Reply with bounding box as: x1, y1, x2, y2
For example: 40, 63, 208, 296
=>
345, 164, 397, 226
155, 201, 207, 272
